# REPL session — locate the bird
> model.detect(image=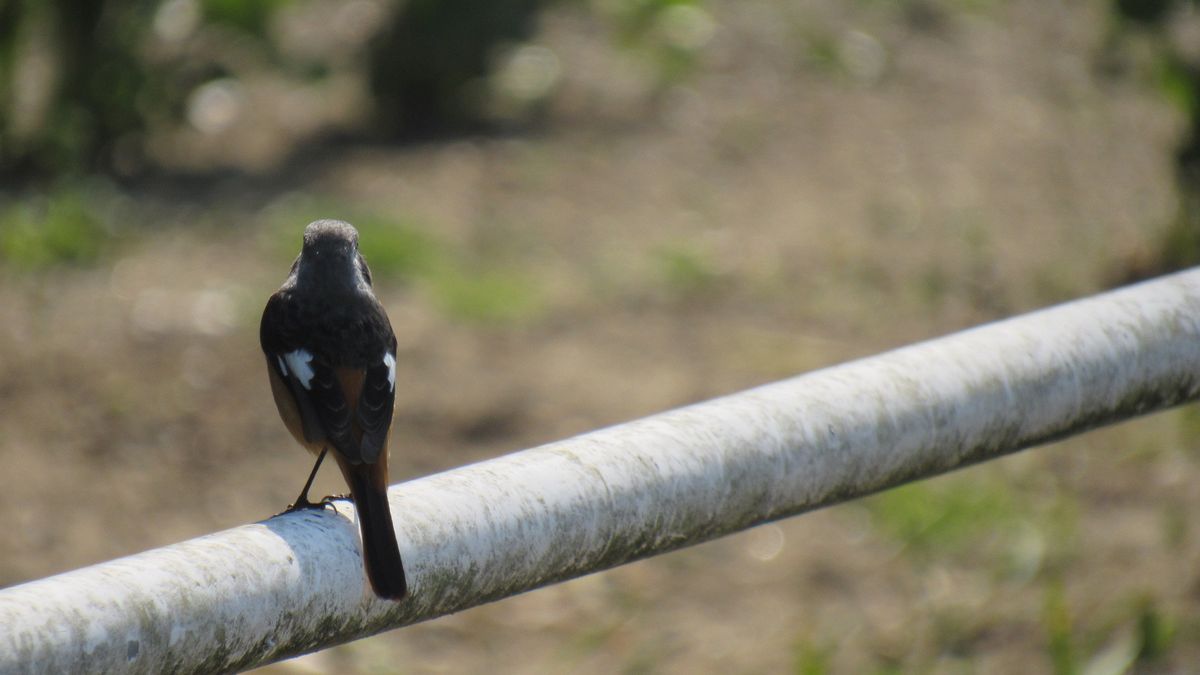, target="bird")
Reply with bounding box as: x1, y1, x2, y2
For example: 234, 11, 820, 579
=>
260, 219, 407, 600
